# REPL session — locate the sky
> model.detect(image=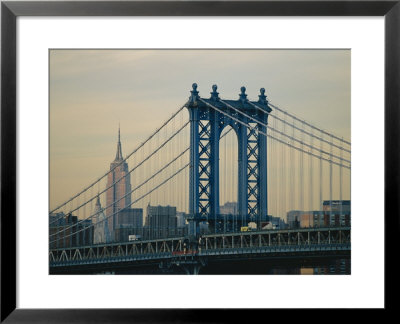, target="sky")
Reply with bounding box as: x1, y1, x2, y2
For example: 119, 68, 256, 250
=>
50, 49, 351, 212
